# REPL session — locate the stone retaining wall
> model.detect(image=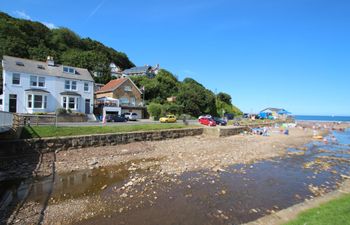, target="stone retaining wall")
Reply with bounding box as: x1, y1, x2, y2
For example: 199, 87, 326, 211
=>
0, 128, 203, 156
